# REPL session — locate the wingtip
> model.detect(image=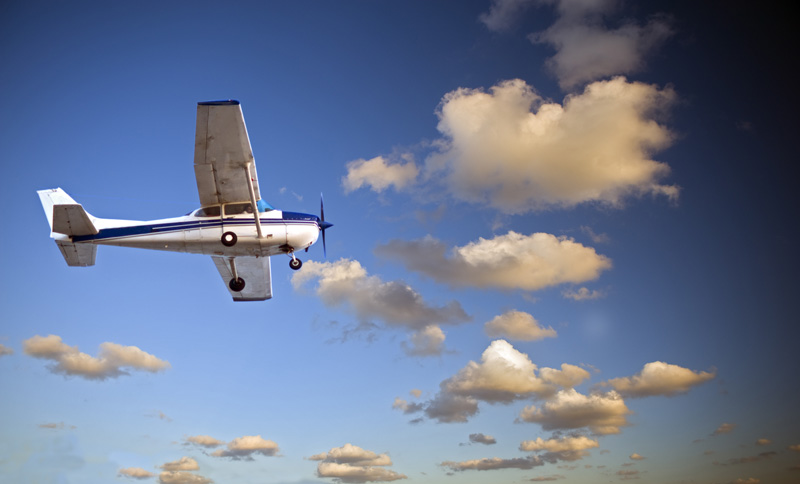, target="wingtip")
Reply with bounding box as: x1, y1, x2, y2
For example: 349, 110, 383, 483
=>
198, 100, 240, 106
